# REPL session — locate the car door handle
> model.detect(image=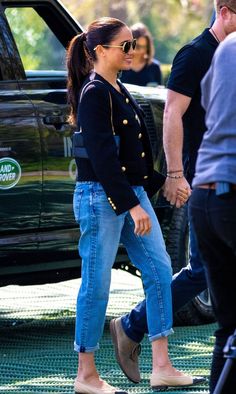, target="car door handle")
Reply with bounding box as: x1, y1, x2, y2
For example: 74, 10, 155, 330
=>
43, 115, 72, 132
43, 115, 66, 125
